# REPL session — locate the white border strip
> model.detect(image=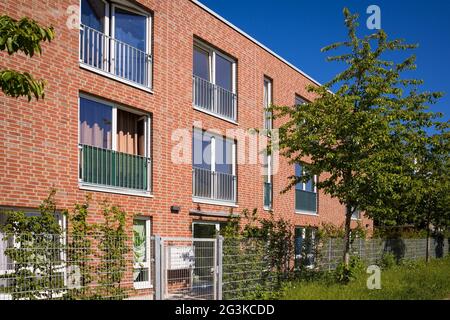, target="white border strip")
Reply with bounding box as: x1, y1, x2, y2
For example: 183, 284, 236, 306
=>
191, 0, 323, 87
